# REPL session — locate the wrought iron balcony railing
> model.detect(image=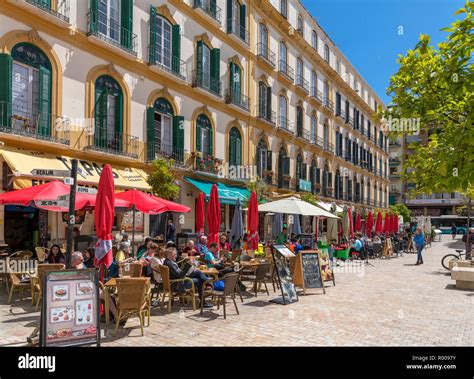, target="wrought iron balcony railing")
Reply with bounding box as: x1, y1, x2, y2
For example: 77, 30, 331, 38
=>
148, 52, 187, 81
256, 43, 276, 68
147, 142, 185, 164
27, 0, 70, 22
87, 126, 139, 158
296, 128, 311, 141
323, 141, 334, 154
295, 75, 310, 94
278, 116, 295, 133
278, 60, 295, 82
227, 17, 249, 44
323, 97, 334, 112
314, 136, 324, 149
87, 11, 137, 55
225, 88, 250, 112
0, 101, 70, 145
195, 153, 220, 175
347, 115, 354, 127
310, 88, 323, 103
193, 0, 222, 24
192, 70, 221, 97
256, 105, 276, 125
